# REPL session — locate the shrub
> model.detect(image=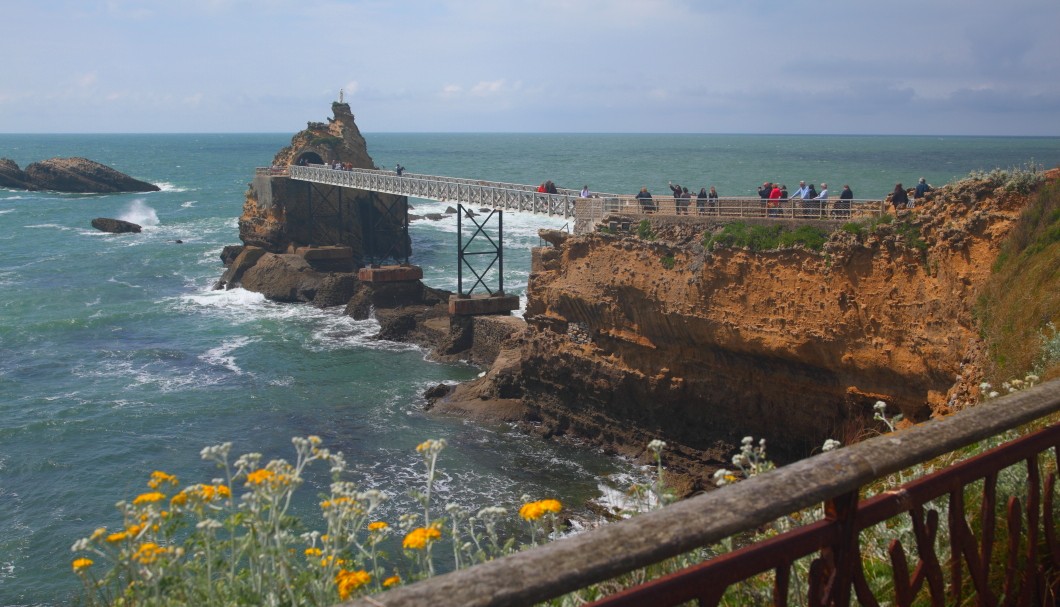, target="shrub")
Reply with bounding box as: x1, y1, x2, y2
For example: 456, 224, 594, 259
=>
660, 255, 675, 269
637, 220, 655, 240
967, 161, 1045, 195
